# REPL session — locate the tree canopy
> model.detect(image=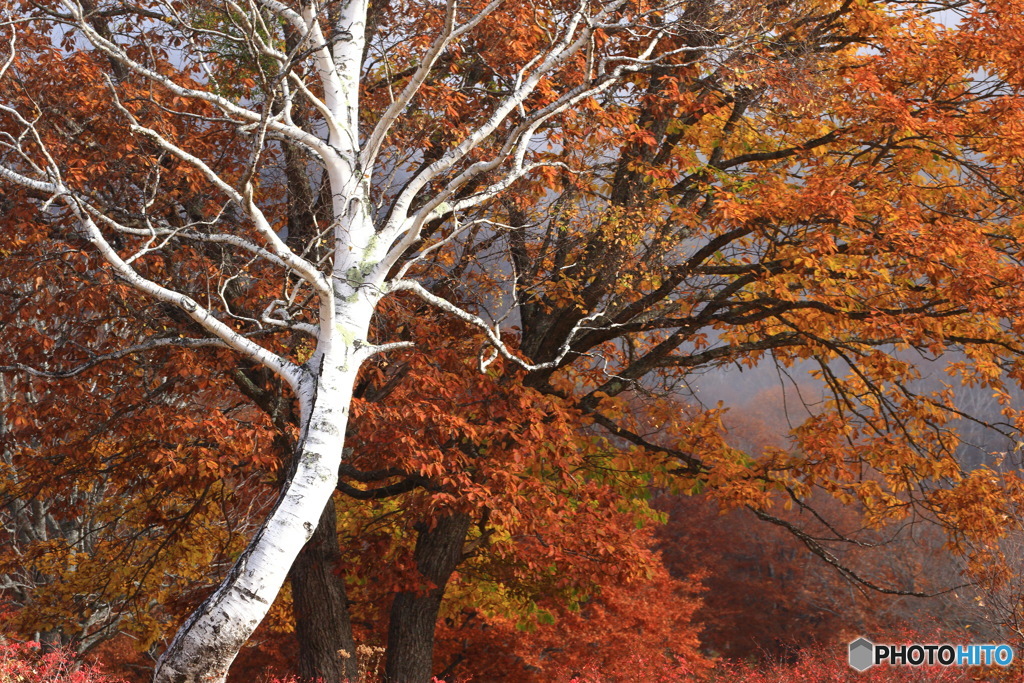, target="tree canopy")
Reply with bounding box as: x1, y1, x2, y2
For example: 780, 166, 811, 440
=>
4, 0, 1024, 680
